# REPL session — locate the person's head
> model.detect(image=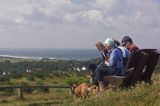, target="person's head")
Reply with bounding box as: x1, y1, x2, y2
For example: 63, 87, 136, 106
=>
121, 36, 133, 48
113, 39, 120, 47
103, 38, 115, 51
95, 42, 104, 51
